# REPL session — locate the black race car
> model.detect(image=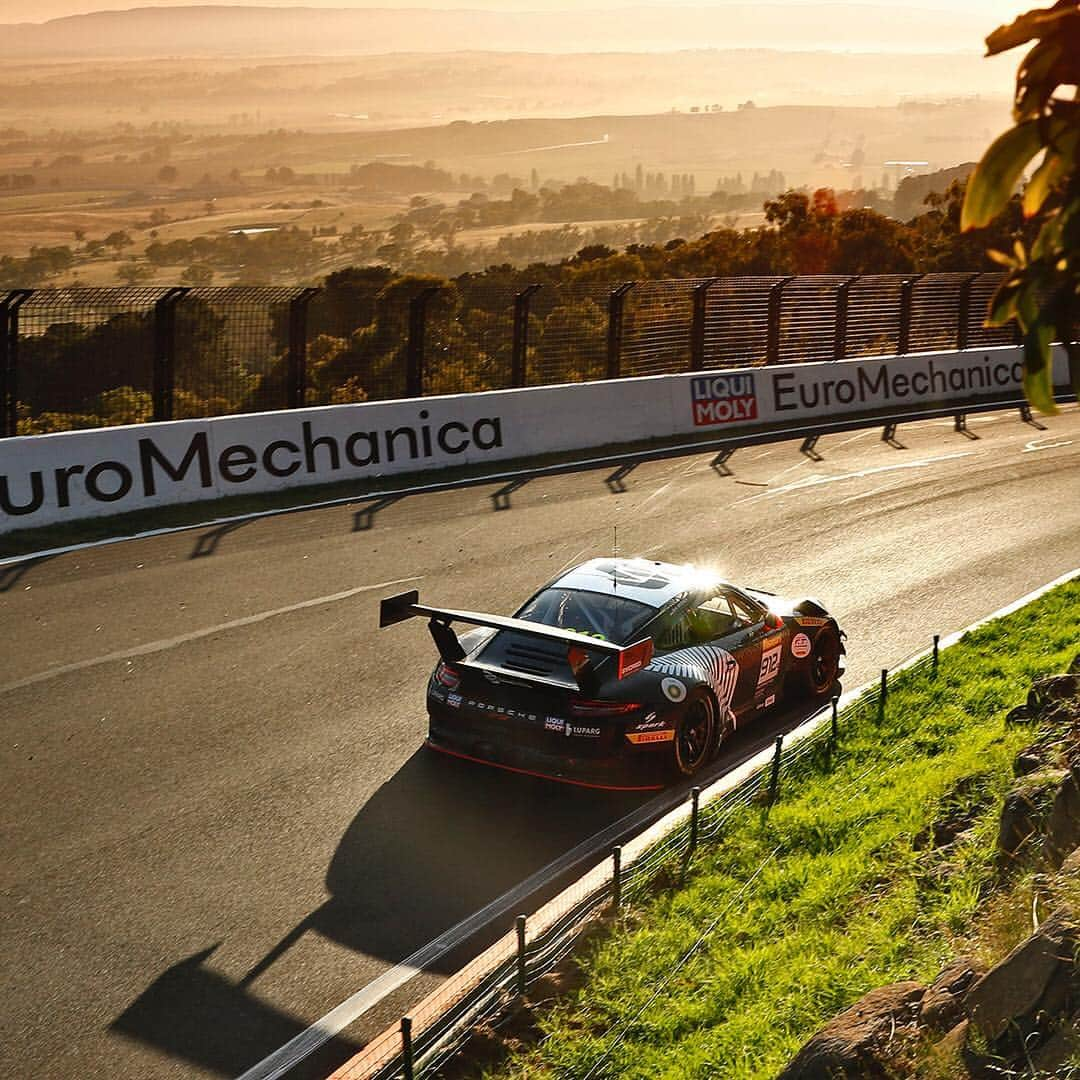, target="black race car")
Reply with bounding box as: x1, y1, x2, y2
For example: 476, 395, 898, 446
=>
380, 558, 844, 791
